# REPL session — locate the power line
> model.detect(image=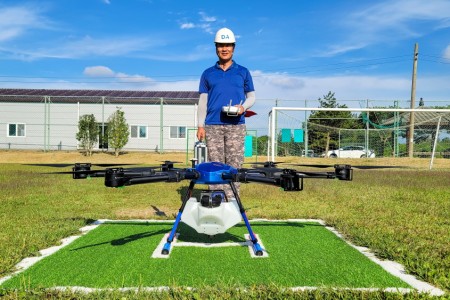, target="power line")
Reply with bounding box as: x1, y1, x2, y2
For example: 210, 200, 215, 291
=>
0, 54, 447, 84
